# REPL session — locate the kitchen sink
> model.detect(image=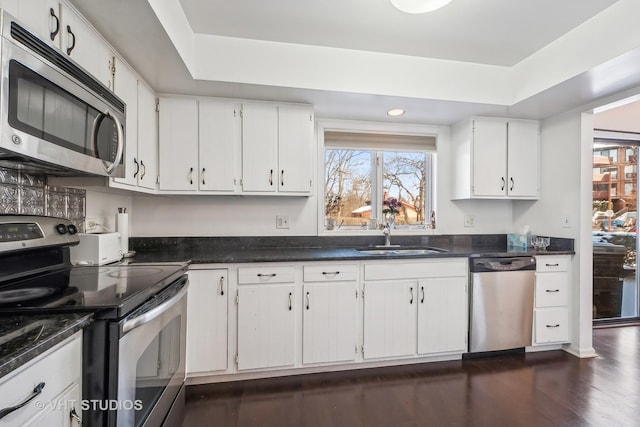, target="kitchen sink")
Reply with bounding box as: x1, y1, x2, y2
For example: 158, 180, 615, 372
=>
357, 247, 448, 256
